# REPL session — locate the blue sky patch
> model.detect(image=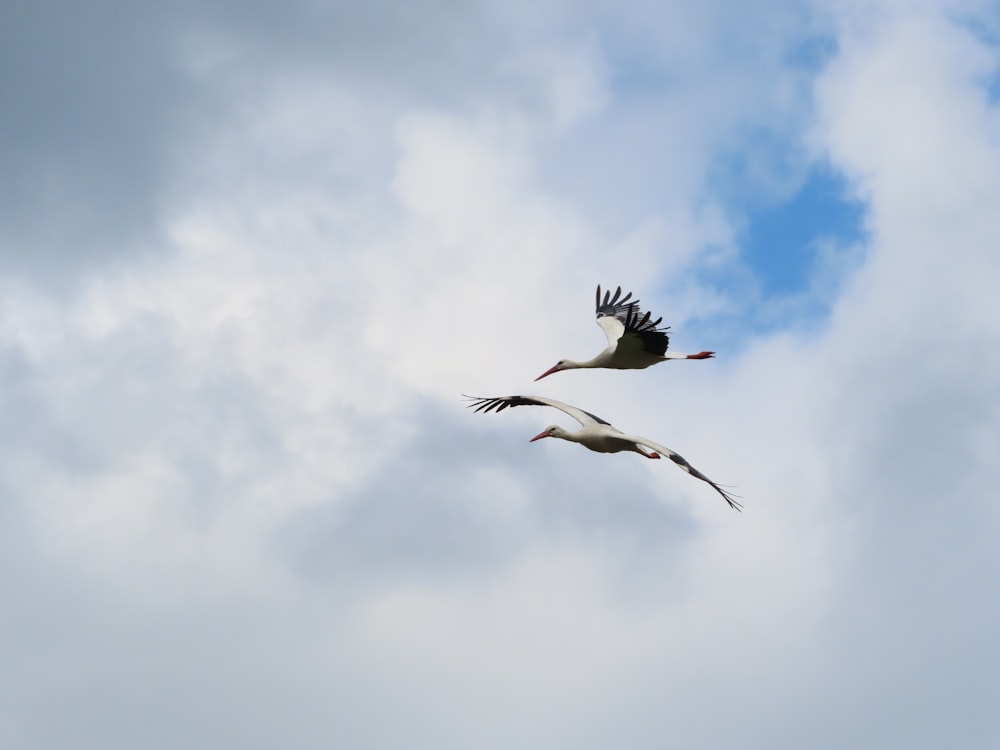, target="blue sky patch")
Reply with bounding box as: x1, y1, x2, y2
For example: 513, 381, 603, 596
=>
739, 166, 865, 297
